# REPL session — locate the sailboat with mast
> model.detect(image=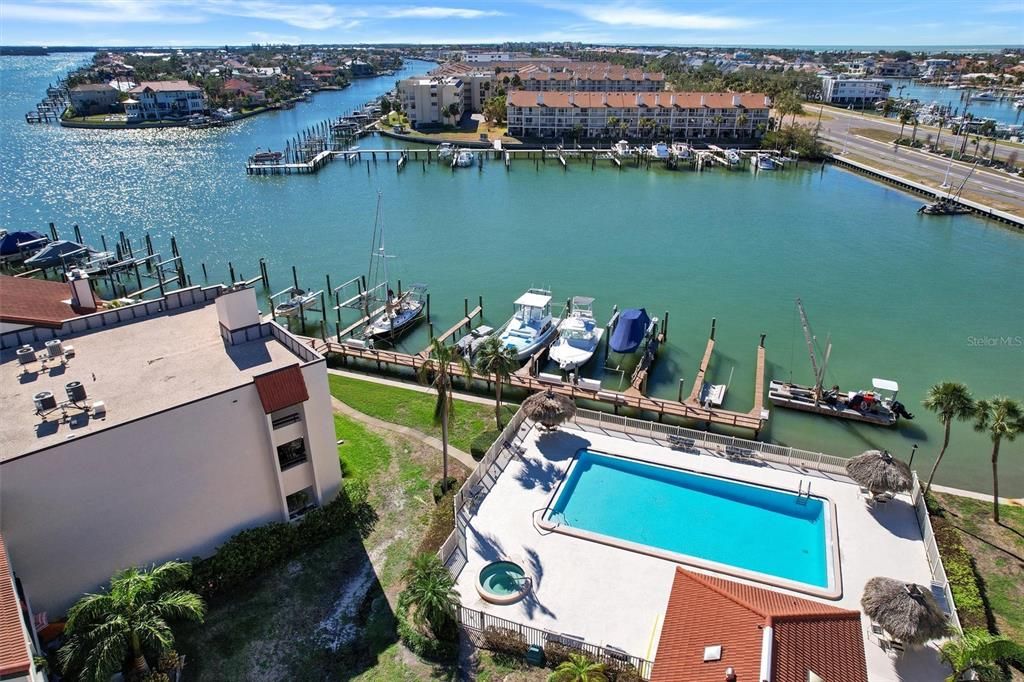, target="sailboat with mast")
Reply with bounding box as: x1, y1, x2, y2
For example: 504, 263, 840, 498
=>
768, 298, 914, 427
361, 192, 426, 342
